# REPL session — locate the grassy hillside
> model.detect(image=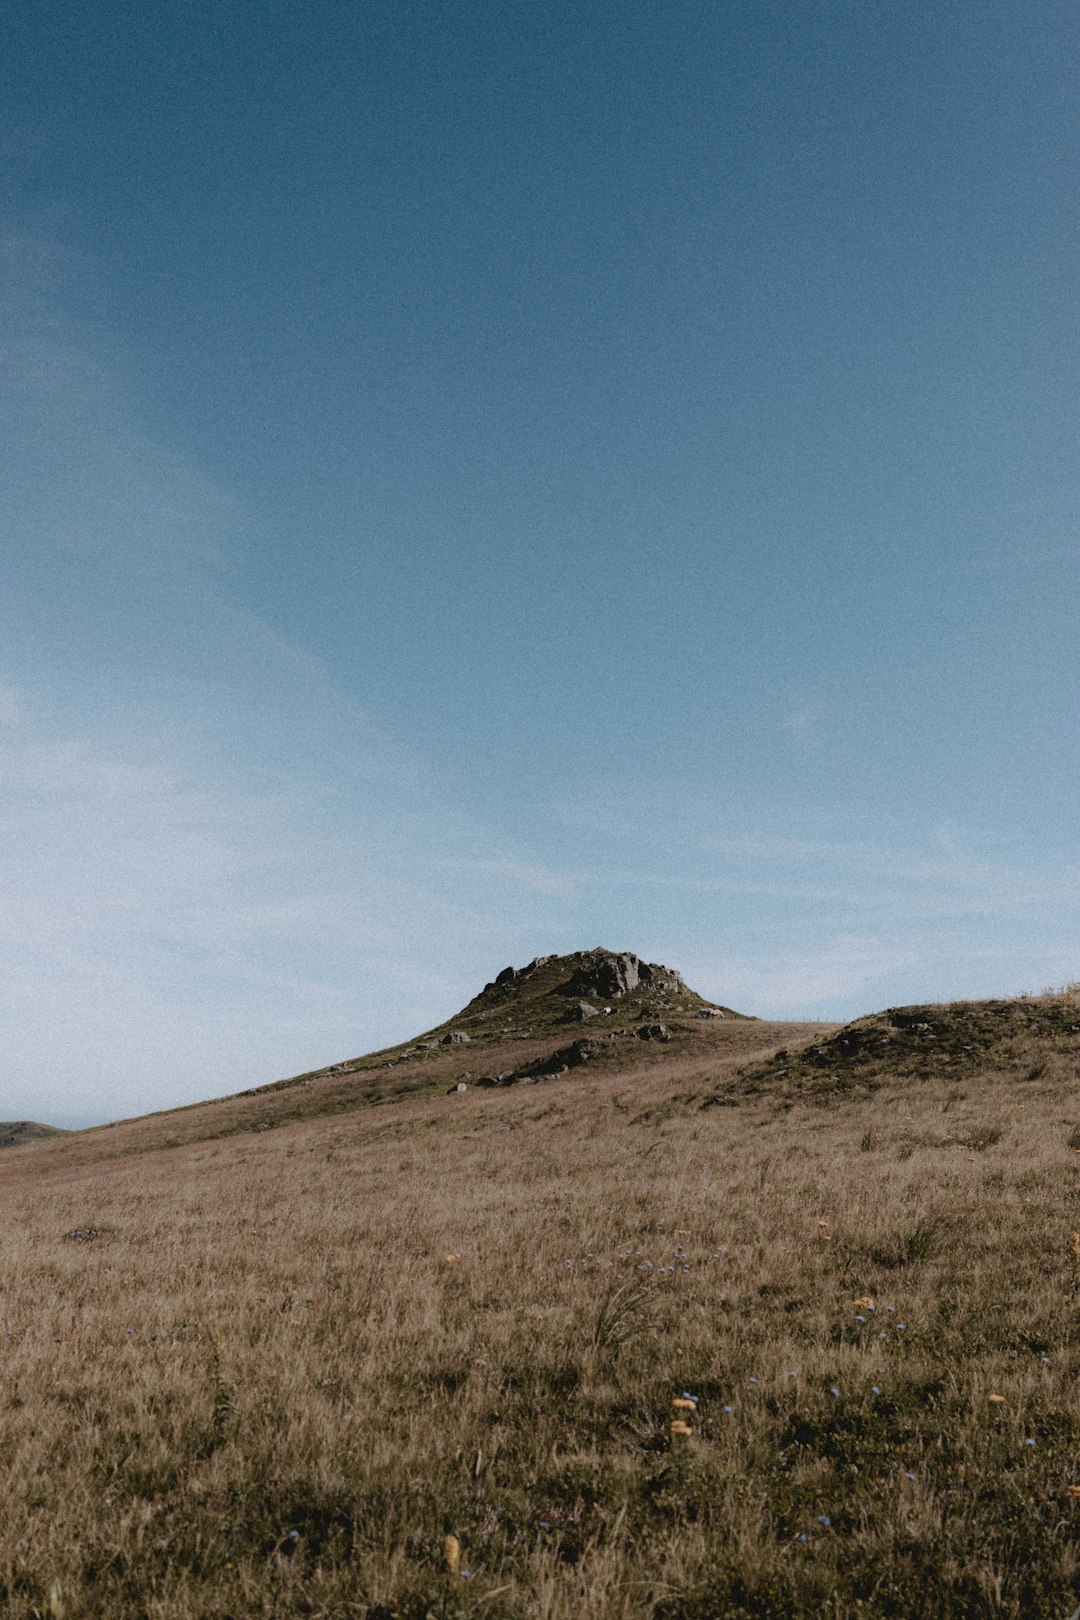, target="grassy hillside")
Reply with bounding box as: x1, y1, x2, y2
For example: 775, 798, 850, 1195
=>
3, 990, 1080, 1616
